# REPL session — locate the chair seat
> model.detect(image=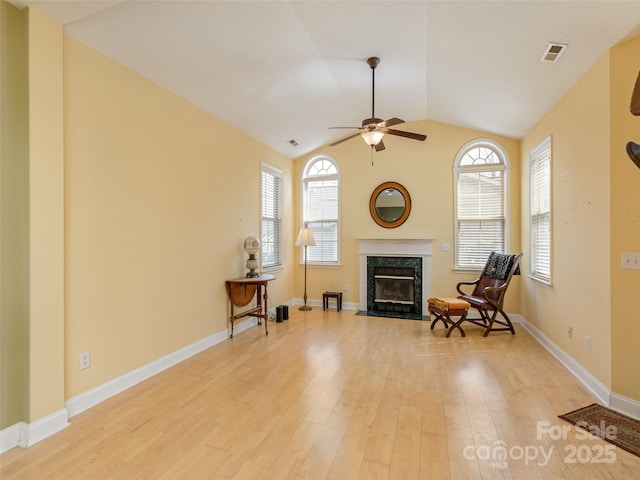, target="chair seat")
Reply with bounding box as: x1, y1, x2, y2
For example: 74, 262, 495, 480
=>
457, 294, 496, 309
